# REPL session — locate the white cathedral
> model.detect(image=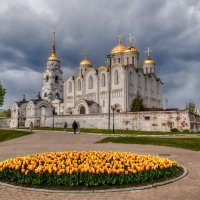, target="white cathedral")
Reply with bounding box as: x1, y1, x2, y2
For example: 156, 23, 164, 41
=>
10, 31, 163, 128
